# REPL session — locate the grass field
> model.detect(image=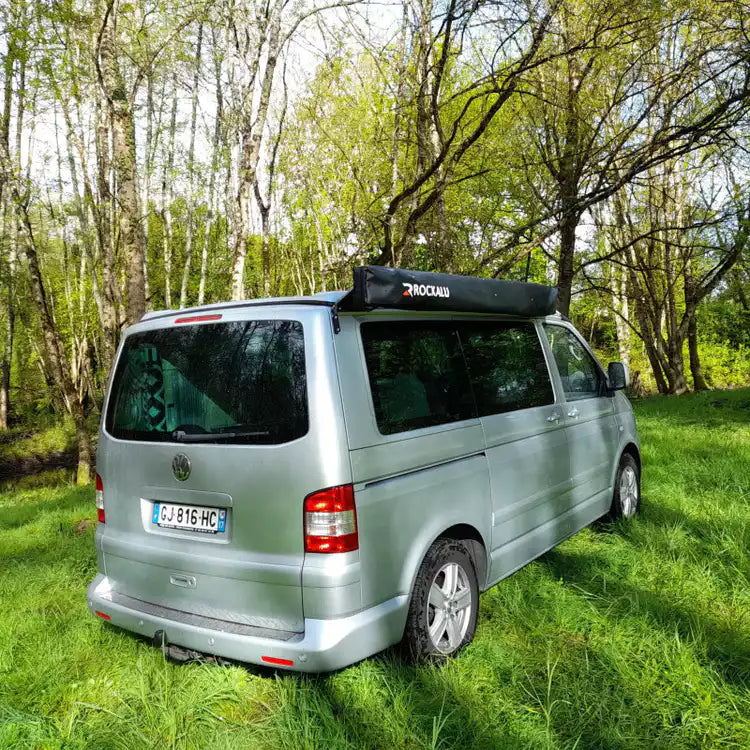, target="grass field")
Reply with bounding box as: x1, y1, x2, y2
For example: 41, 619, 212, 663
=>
1, 389, 749, 749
